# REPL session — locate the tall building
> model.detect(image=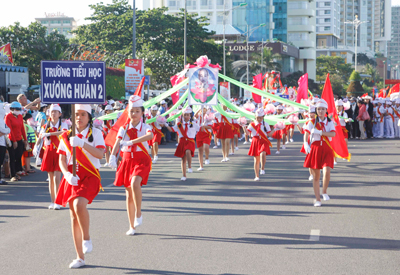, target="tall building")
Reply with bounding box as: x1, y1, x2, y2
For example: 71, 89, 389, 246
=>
35, 12, 77, 39
388, 6, 400, 78
373, 0, 391, 57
